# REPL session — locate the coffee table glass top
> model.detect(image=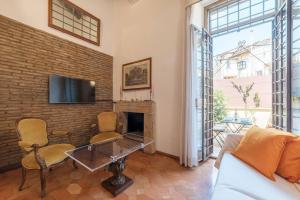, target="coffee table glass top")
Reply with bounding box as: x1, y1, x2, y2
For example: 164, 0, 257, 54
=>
65, 134, 153, 172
